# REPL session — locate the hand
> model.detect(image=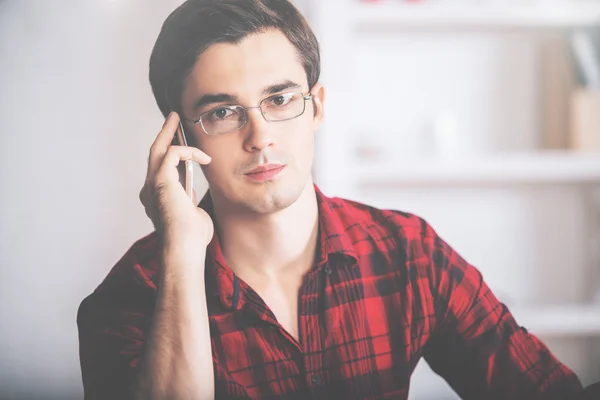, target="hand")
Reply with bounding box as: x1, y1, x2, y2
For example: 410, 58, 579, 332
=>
139, 112, 214, 247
